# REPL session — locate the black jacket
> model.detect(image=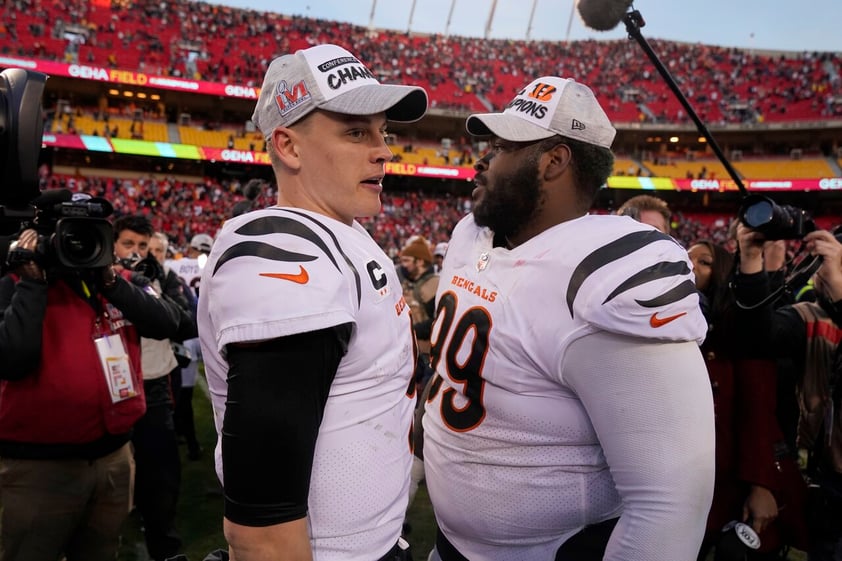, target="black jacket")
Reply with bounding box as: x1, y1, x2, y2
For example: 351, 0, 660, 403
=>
0, 270, 182, 380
